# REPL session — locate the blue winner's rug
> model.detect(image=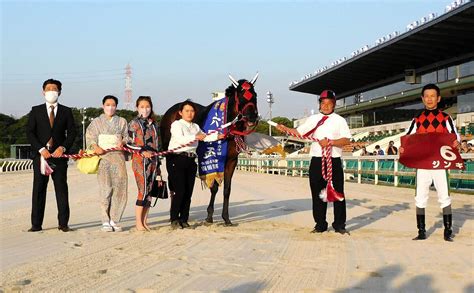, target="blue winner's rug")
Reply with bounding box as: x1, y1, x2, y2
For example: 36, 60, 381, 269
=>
197, 99, 228, 188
